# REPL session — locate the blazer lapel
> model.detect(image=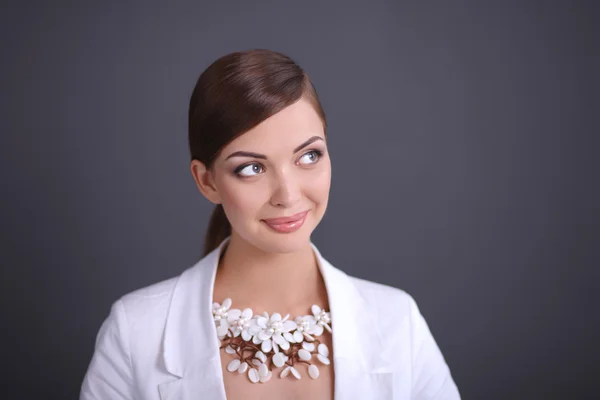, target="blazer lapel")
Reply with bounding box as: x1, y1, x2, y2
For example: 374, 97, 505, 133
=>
313, 245, 395, 399
158, 242, 226, 400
